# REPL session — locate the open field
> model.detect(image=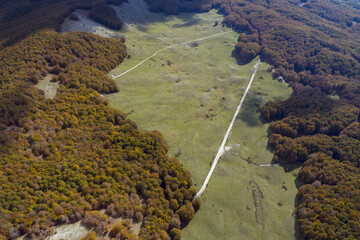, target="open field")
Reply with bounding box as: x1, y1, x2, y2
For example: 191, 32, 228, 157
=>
62, 1, 299, 239
183, 63, 299, 240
